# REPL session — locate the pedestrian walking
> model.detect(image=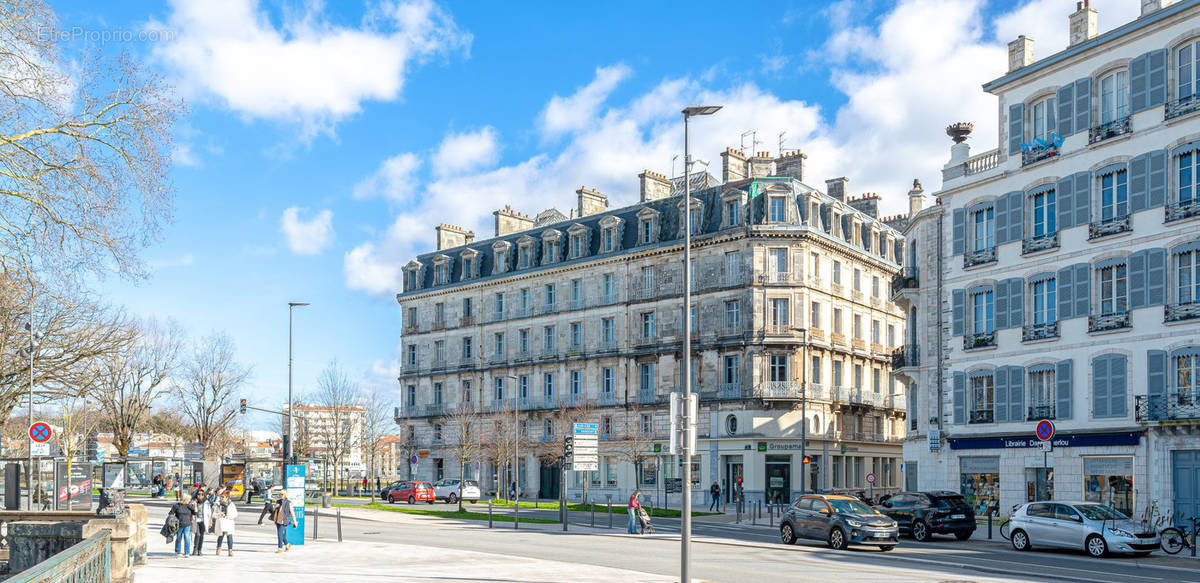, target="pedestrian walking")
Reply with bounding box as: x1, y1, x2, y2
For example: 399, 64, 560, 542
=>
375, 477, 381, 492
152, 474, 163, 498
627, 490, 643, 534
709, 481, 721, 512
192, 489, 209, 556
214, 491, 238, 556
269, 489, 297, 553
169, 495, 196, 558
